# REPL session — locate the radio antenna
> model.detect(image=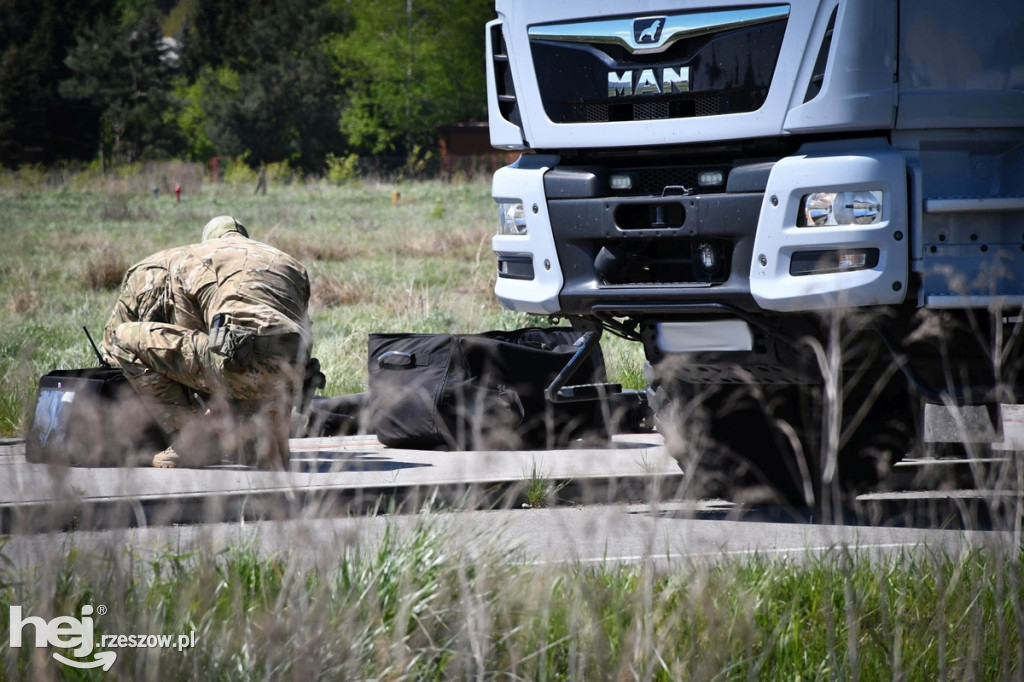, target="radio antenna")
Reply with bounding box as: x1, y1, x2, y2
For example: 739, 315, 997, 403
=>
83, 326, 110, 368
